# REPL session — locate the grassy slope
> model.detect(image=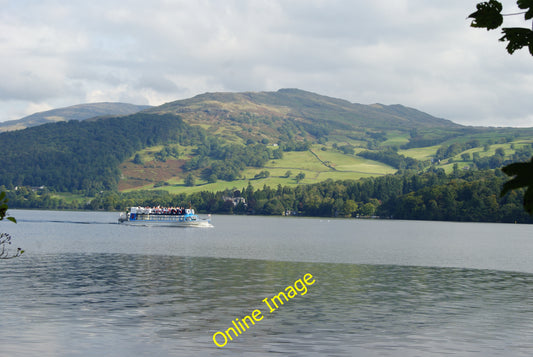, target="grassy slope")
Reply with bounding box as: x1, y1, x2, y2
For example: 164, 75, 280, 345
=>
118, 133, 533, 194
119, 144, 397, 194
